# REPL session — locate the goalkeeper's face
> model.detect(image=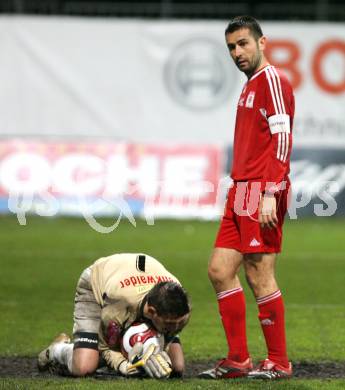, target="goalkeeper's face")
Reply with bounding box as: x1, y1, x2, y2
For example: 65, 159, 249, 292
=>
150, 311, 190, 337
225, 27, 266, 77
